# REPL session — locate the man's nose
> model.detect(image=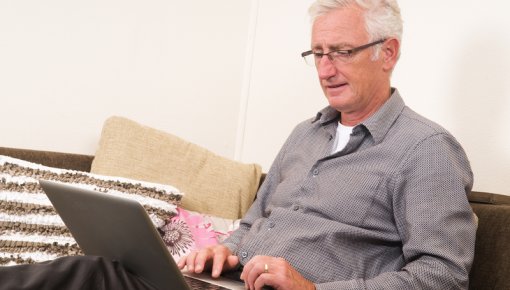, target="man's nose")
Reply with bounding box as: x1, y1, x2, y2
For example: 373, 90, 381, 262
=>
317, 57, 336, 79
